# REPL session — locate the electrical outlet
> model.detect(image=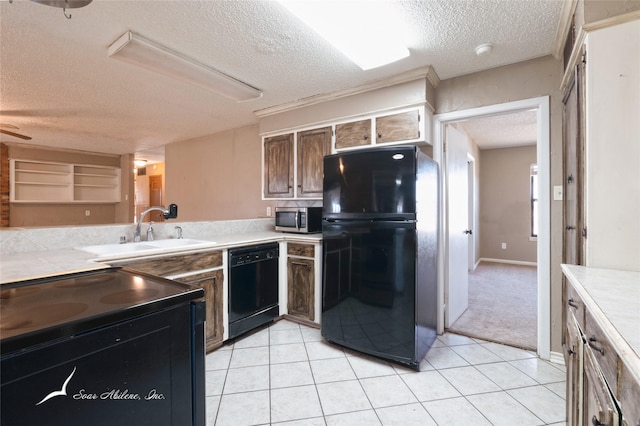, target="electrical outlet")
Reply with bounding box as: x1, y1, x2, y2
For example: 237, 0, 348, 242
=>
85, 210, 91, 217
501, 242, 507, 250
266, 206, 272, 216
